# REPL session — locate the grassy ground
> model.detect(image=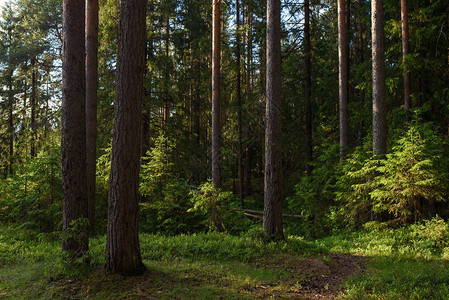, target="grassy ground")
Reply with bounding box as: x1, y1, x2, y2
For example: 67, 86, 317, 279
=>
2, 224, 449, 299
